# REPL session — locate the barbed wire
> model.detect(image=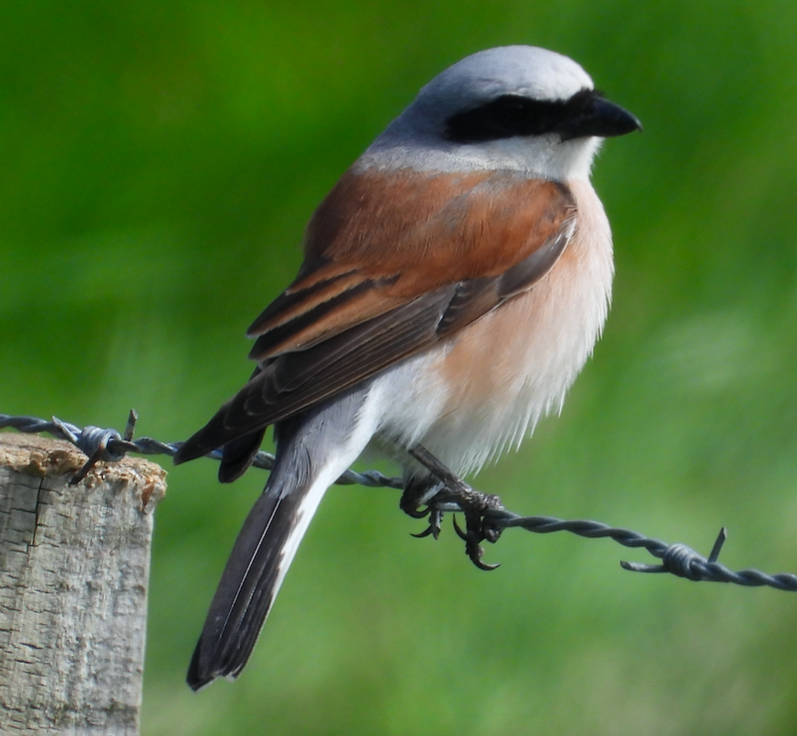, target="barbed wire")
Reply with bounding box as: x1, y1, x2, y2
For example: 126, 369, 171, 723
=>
0, 411, 400, 489
2, 410, 796, 592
